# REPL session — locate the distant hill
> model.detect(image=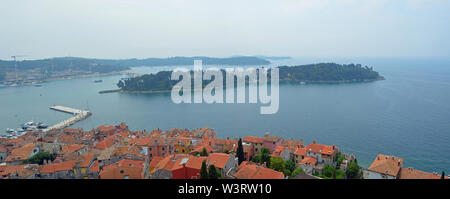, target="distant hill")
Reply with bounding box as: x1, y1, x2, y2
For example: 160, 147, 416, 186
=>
255, 55, 292, 60
0, 56, 270, 74
117, 63, 384, 92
